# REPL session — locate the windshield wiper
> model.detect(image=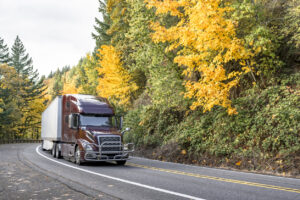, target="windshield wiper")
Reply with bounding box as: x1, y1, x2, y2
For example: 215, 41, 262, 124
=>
82, 125, 111, 127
